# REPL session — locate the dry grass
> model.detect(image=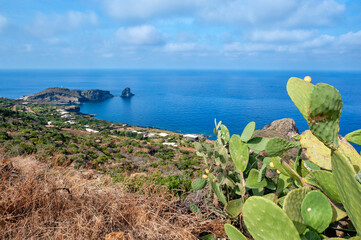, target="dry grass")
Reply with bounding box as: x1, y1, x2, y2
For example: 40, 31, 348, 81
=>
0, 156, 223, 240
